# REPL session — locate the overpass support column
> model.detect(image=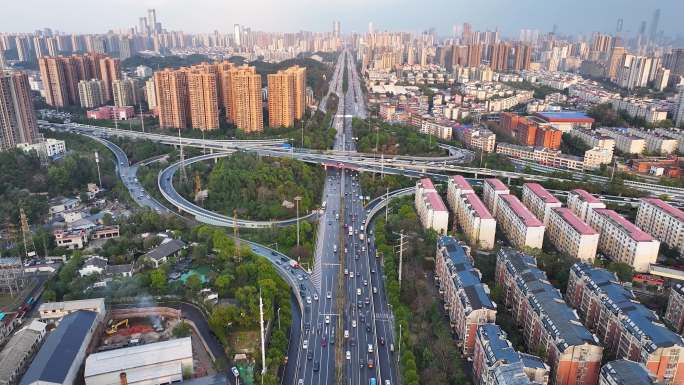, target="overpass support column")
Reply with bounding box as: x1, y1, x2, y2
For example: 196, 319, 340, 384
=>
507, 176, 511, 185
